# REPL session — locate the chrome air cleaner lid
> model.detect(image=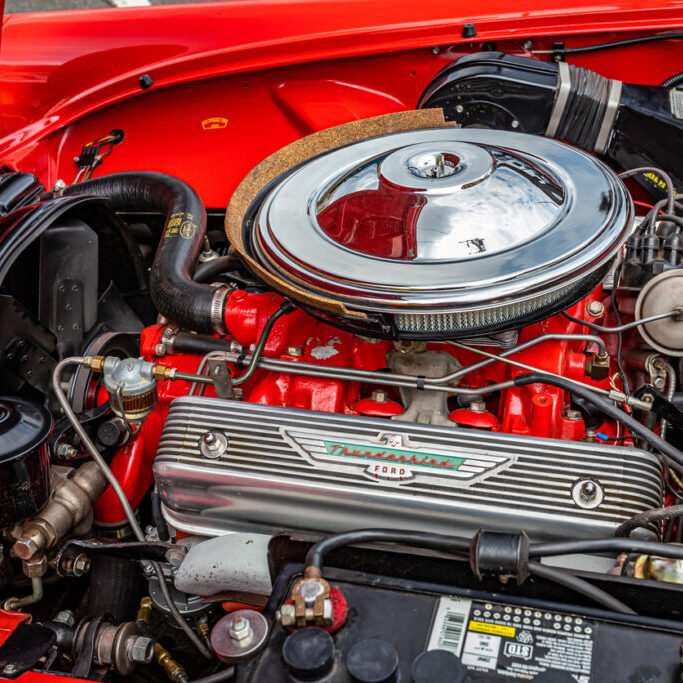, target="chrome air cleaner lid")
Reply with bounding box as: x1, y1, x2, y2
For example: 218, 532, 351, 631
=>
248, 128, 632, 338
